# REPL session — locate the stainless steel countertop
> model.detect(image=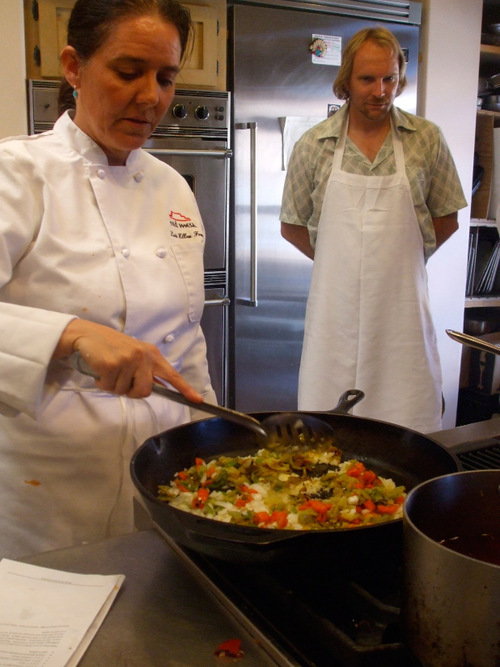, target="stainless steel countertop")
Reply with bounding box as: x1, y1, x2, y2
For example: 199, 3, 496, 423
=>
22, 529, 292, 667
430, 416, 500, 452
